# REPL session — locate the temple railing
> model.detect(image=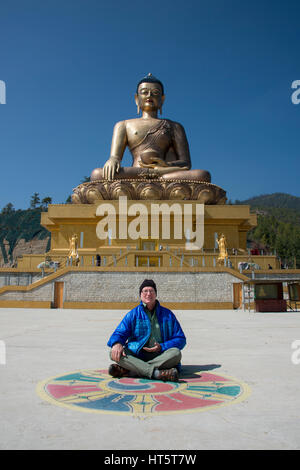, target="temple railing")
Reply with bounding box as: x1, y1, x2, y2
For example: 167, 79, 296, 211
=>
11, 247, 280, 272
